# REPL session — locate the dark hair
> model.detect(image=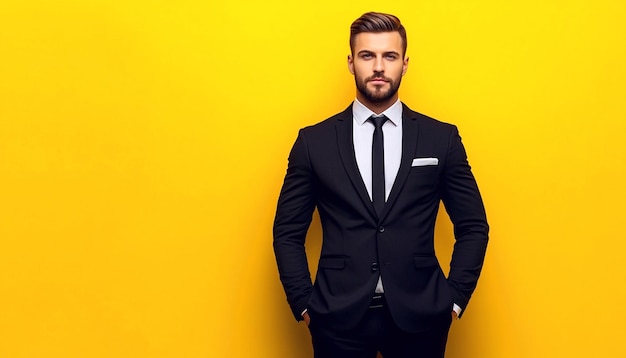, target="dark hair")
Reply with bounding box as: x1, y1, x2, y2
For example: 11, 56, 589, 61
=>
350, 12, 407, 56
